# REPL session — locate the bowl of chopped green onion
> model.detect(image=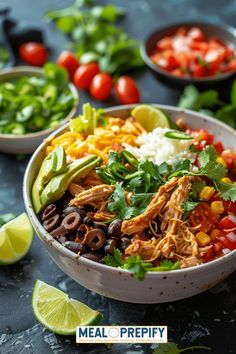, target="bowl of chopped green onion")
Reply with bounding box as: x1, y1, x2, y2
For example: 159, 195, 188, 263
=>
0, 63, 79, 154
